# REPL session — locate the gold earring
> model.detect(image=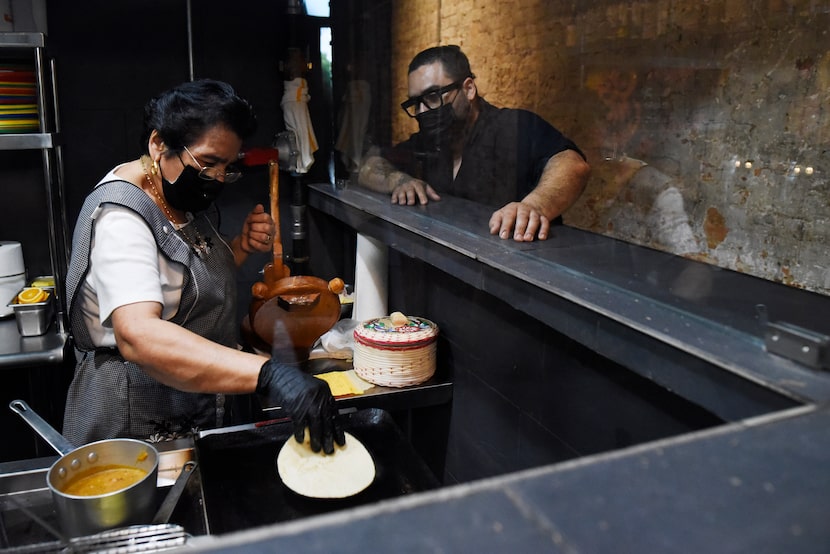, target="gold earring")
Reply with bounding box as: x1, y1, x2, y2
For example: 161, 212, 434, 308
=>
151, 159, 159, 175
